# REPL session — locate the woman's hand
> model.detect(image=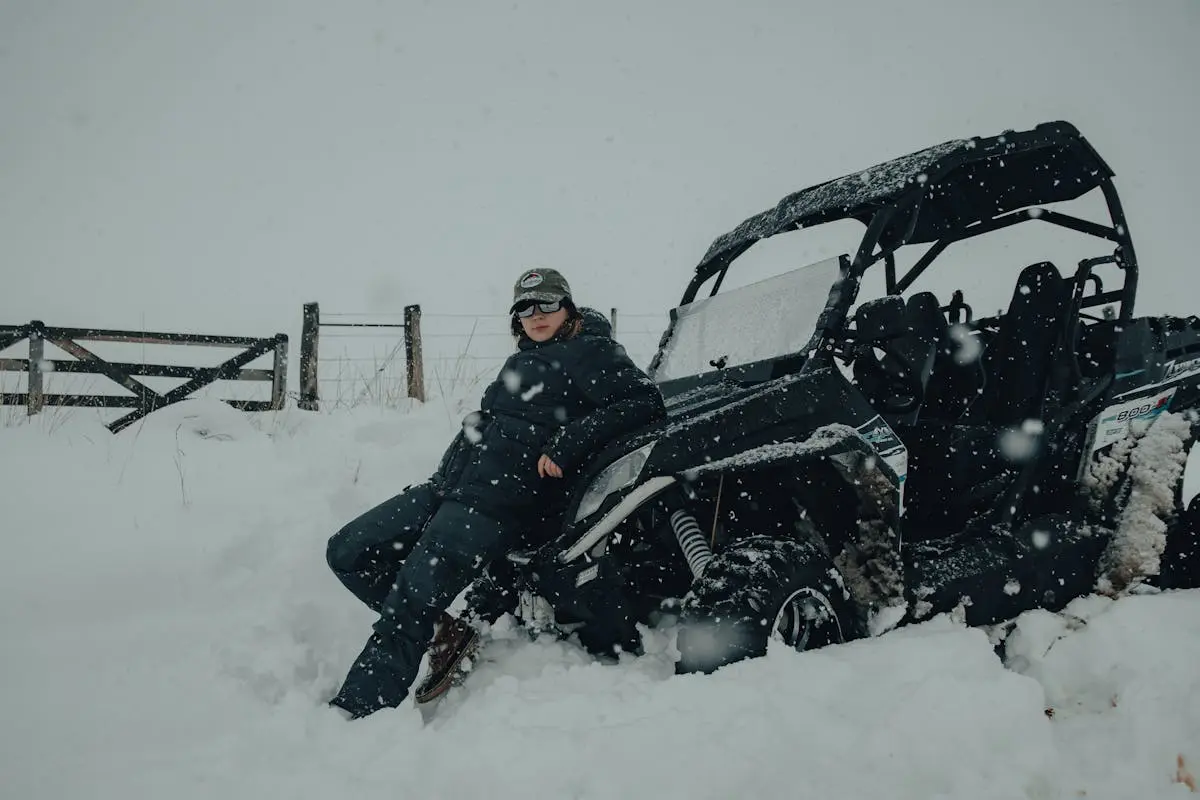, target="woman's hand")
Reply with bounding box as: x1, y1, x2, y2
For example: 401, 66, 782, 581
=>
538, 454, 563, 479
